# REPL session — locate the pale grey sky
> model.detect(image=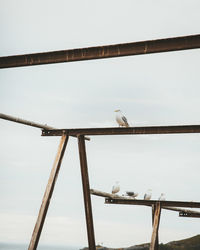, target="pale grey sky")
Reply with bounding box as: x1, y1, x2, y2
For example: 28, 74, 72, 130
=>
0, 0, 200, 248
